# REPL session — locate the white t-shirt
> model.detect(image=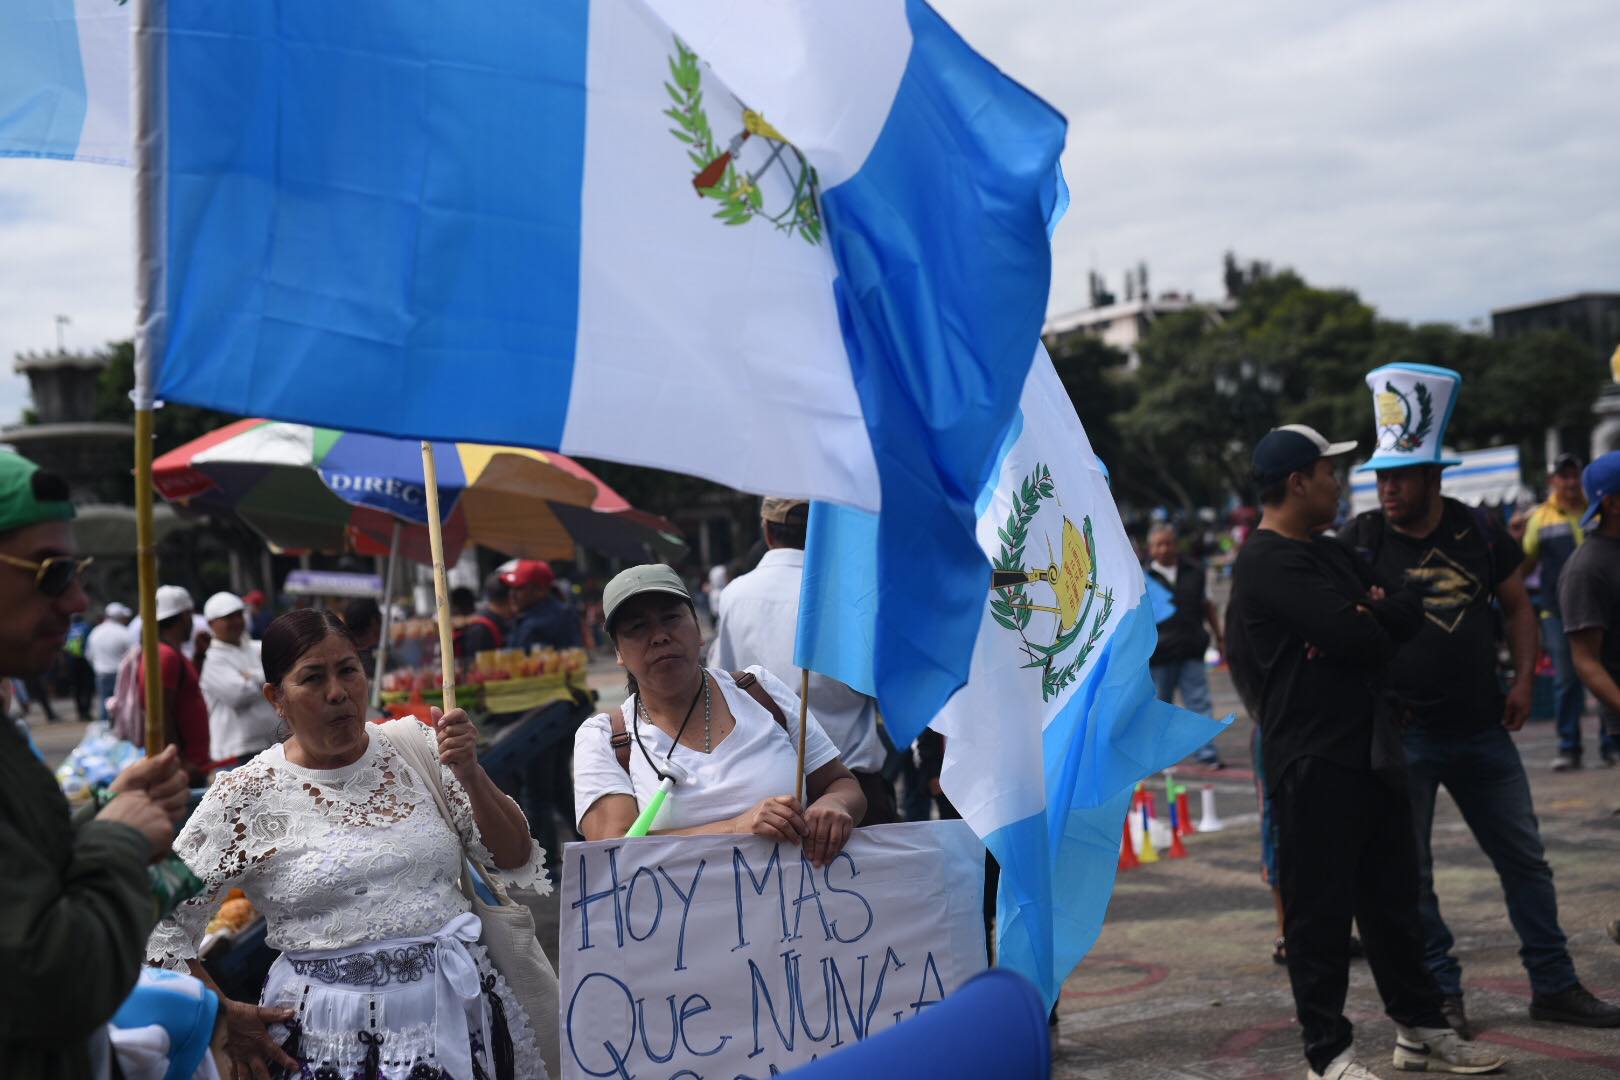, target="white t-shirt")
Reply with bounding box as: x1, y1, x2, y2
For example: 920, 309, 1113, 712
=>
572, 666, 840, 833
707, 547, 885, 772
86, 620, 135, 676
